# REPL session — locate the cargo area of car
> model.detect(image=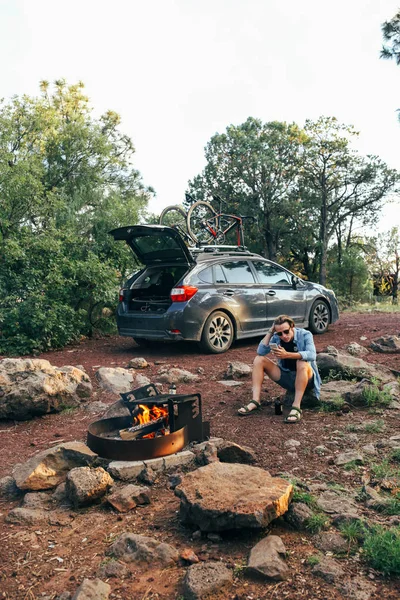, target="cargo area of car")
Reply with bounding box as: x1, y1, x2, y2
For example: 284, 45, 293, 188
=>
124, 266, 188, 313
